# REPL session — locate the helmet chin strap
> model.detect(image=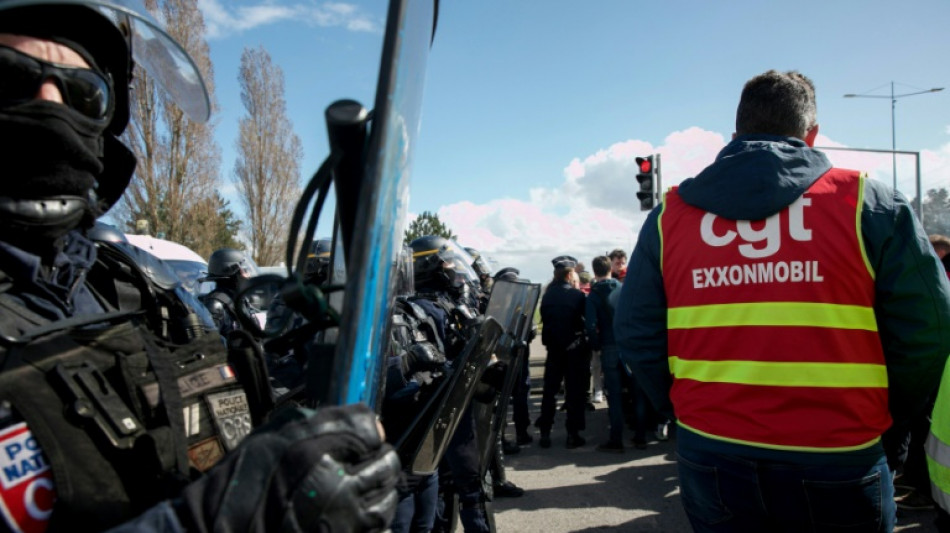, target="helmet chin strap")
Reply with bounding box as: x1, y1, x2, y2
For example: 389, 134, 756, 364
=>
0, 195, 93, 242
